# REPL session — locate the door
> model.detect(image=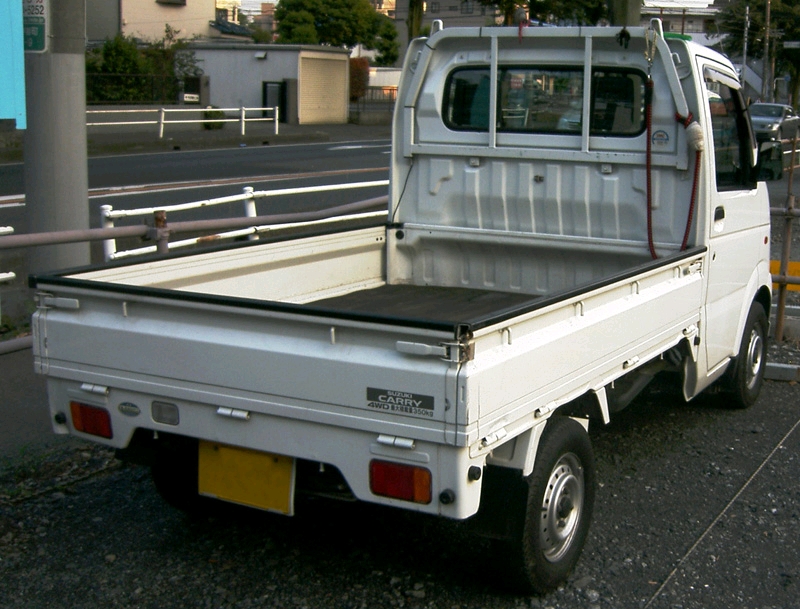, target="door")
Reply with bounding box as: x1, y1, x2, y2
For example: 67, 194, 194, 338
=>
262, 81, 287, 123
701, 63, 770, 371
